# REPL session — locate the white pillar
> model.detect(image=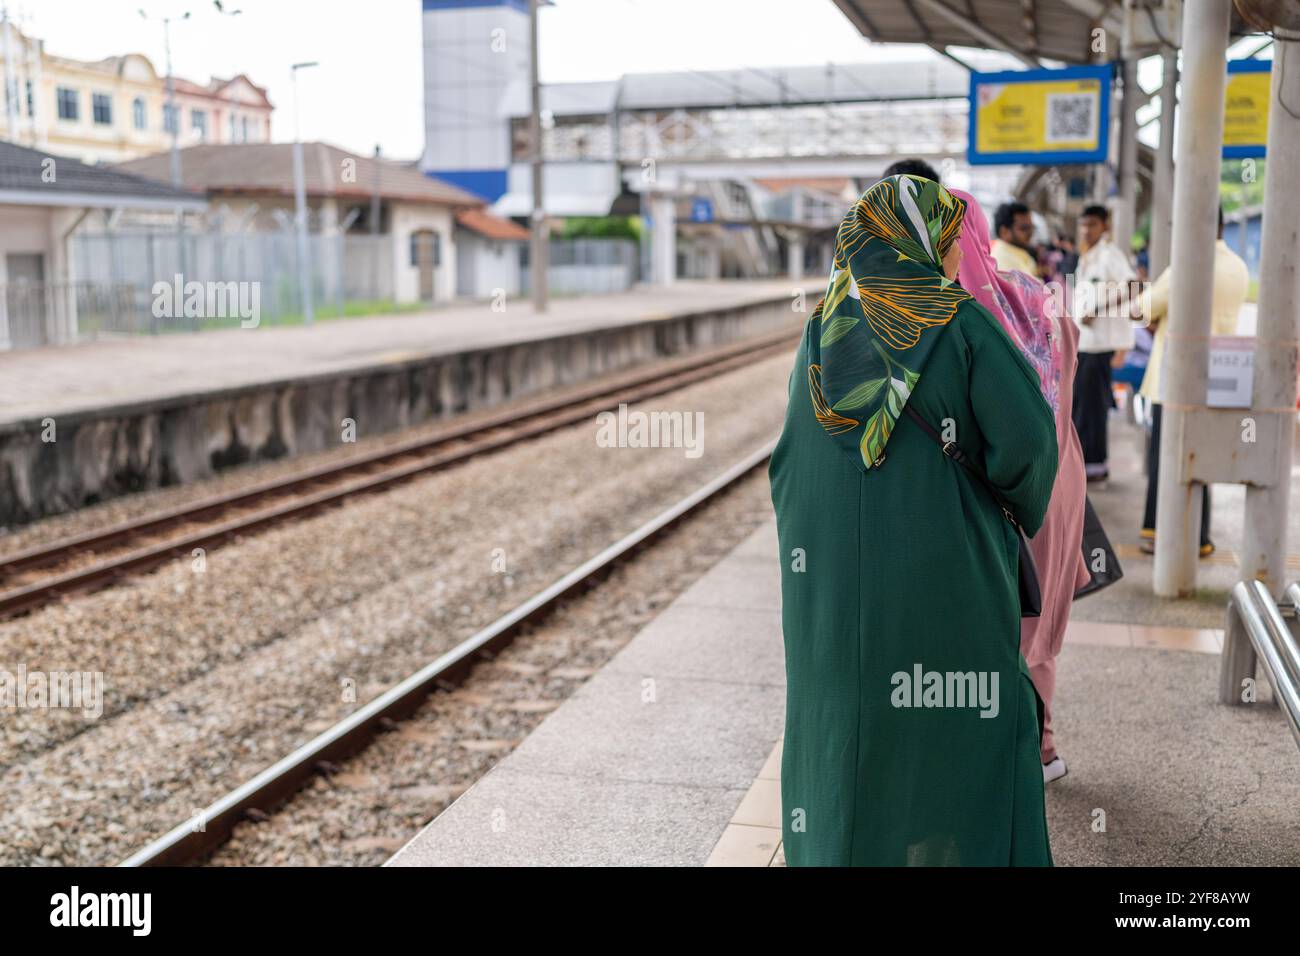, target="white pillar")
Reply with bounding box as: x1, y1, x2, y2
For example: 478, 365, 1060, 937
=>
1240, 29, 1300, 596
650, 194, 677, 286
318, 198, 340, 236
48, 208, 82, 345
1153, 0, 1232, 597
0, 260, 10, 350
390, 208, 408, 304
1148, 46, 1178, 278
1111, 56, 1140, 257
788, 234, 805, 281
